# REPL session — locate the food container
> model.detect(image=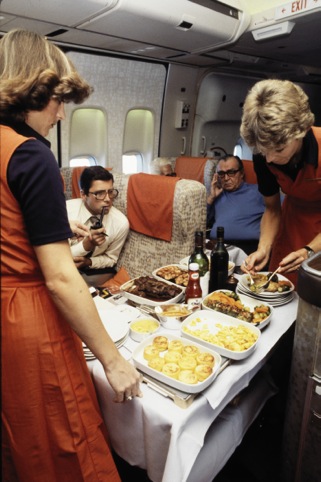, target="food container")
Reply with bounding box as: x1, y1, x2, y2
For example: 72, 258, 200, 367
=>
154, 304, 193, 330
181, 310, 261, 360
120, 276, 184, 306
202, 289, 273, 330
131, 333, 222, 393
129, 317, 160, 342
152, 264, 188, 290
